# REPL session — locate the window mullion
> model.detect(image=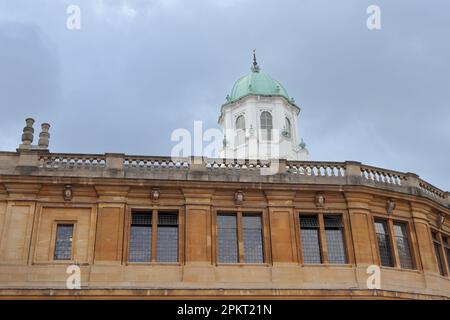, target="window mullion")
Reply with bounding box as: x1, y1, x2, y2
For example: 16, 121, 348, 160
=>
443, 236, 450, 276
341, 213, 352, 264
237, 211, 245, 263
179, 209, 184, 264
318, 212, 328, 264
151, 209, 158, 263
431, 231, 444, 275
388, 219, 401, 268
262, 209, 270, 264
296, 213, 304, 264
407, 222, 420, 270
439, 233, 449, 276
